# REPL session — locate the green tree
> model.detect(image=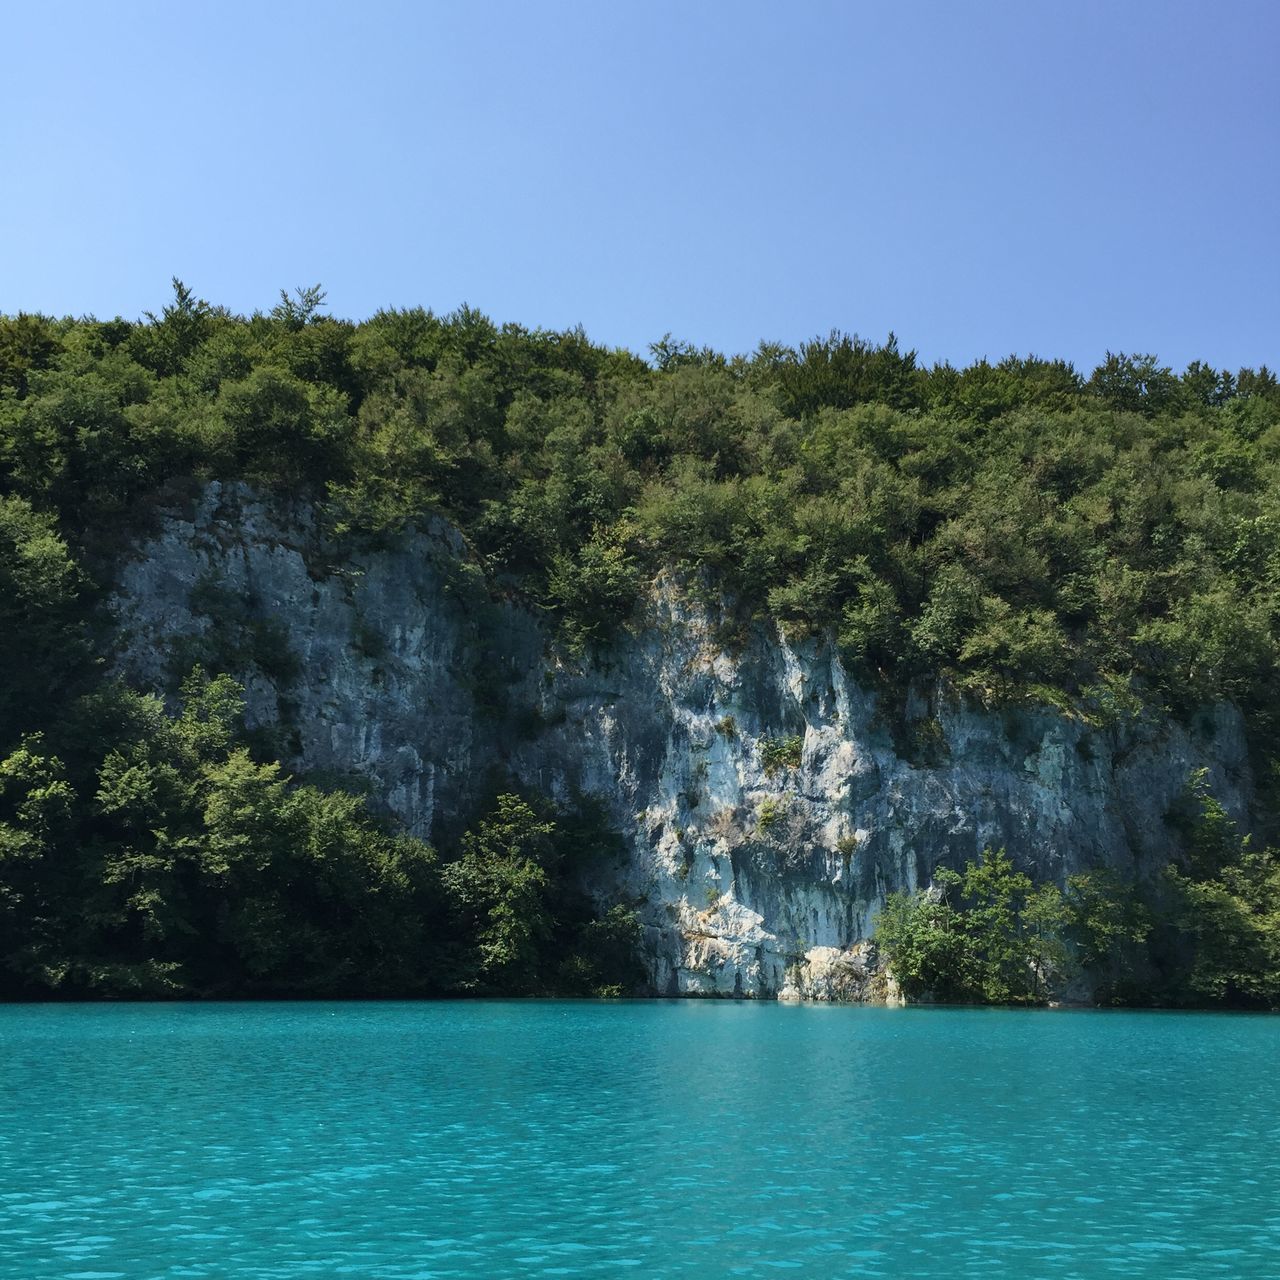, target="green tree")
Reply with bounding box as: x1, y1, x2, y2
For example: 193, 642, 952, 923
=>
875, 884, 975, 1002
1165, 853, 1280, 1007
0, 498, 85, 745
1089, 352, 1179, 416
133, 278, 213, 376
876, 849, 1071, 1004
217, 365, 353, 486
271, 284, 328, 331
0, 313, 62, 395
1160, 772, 1280, 1008
1062, 869, 1151, 1002
442, 795, 557, 991
0, 736, 75, 974
558, 904, 645, 996
546, 532, 641, 653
